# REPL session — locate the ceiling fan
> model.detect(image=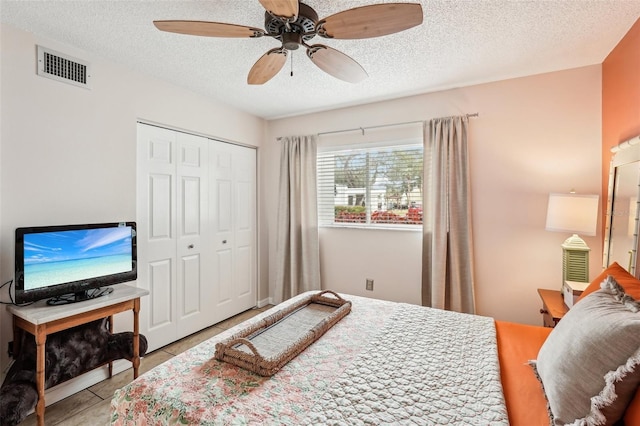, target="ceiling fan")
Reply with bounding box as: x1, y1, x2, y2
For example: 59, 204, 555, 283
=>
153, 0, 423, 85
